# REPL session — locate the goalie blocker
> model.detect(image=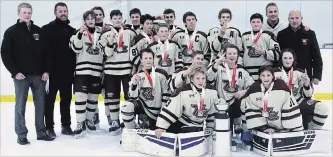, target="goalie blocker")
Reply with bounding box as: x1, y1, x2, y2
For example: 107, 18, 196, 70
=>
252, 129, 332, 156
